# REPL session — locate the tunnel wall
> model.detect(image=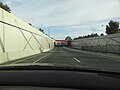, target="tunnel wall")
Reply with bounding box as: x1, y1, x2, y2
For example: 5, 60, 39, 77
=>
0, 8, 55, 63
71, 33, 120, 55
